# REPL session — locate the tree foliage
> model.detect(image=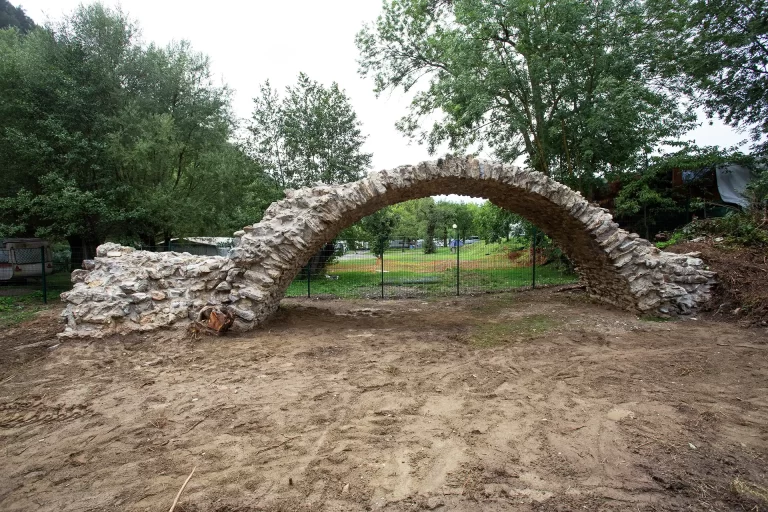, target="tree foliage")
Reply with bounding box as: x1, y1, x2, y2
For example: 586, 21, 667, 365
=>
360, 208, 399, 257
475, 202, 518, 243
0, 3, 279, 262
614, 144, 755, 238
248, 73, 372, 189
0, 0, 34, 32
357, 0, 694, 196
648, 0, 768, 152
